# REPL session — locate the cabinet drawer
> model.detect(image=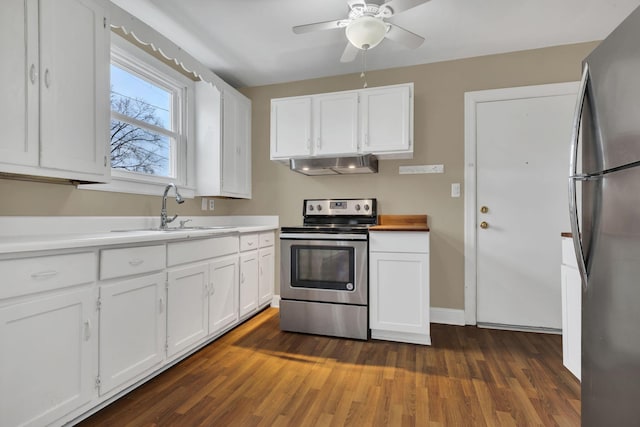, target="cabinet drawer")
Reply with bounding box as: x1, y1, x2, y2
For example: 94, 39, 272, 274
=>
167, 235, 238, 267
259, 231, 275, 248
240, 233, 259, 251
100, 245, 166, 280
369, 231, 429, 253
561, 237, 578, 269
0, 252, 96, 299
